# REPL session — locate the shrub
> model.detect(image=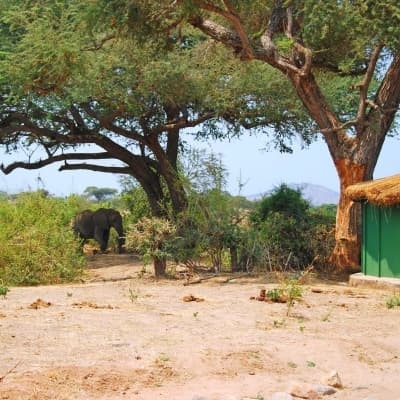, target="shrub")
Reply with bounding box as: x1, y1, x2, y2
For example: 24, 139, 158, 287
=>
249, 184, 336, 271
0, 192, 85, 286
178, 189, 251, 272
125, 216, 177, 276
386, 293, 400, 309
